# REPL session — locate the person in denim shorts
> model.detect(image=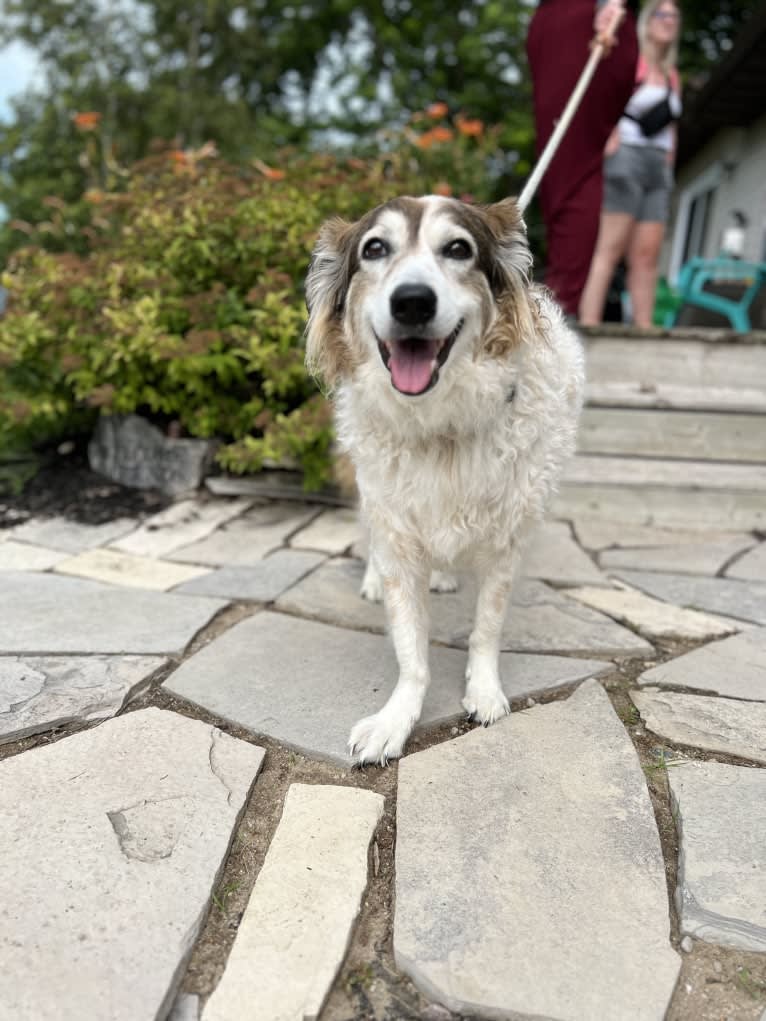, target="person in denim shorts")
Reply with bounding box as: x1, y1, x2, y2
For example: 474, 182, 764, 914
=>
579, 0, 682, 327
